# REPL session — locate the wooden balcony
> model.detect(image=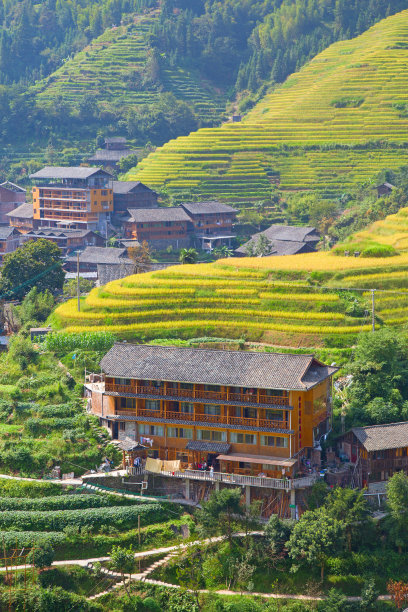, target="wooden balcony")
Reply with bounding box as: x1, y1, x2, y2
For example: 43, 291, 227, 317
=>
115, 407, 289, 430
105, 383, 289, 407
126, 467, 319, 490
